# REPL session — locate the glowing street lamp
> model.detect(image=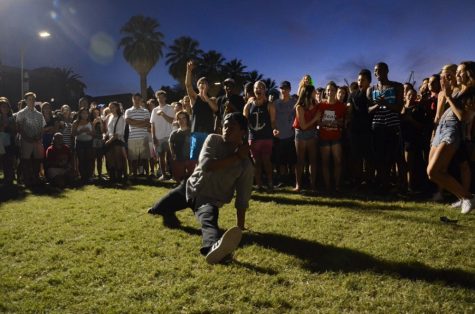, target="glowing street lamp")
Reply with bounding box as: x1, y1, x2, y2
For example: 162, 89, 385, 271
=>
38, 31, 51, 38
21, 31, 51, 97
